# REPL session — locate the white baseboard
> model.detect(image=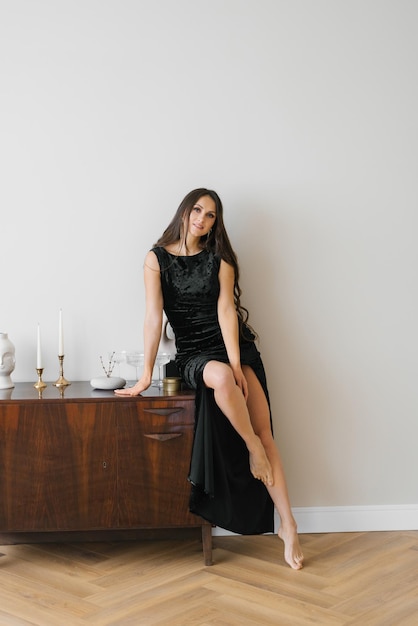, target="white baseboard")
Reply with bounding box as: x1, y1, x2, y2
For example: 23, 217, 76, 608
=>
212, 504, 418, 536
292, 504, 418, 534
